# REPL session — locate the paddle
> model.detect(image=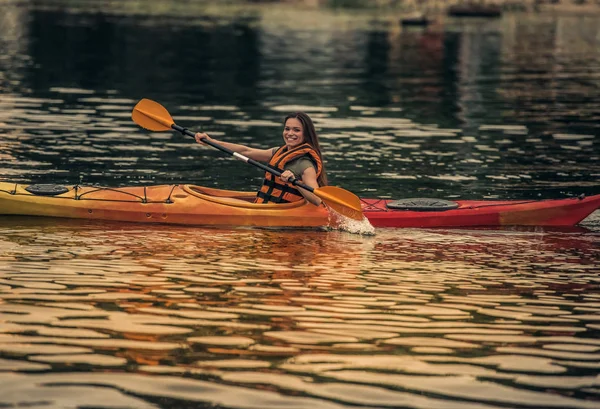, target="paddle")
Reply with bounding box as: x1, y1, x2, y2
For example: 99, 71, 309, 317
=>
132, 98, 364, 221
